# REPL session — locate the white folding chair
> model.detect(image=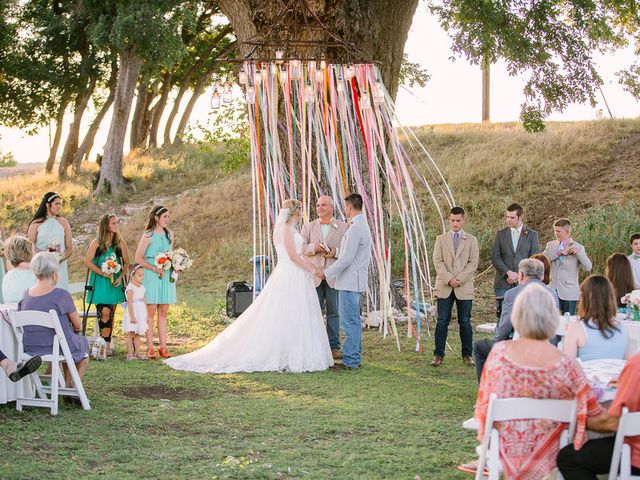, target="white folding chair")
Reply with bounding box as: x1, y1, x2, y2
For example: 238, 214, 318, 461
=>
623, 322, 640, 358
608, 407, 640, 480
476, 393, 577, 480
10, 309, 90, 415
